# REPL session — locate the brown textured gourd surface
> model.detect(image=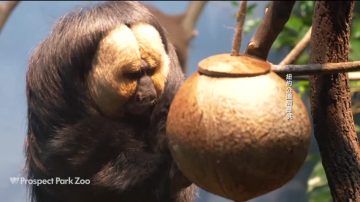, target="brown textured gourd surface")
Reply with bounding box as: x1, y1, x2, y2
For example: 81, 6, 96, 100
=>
166, 54, 311, 202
